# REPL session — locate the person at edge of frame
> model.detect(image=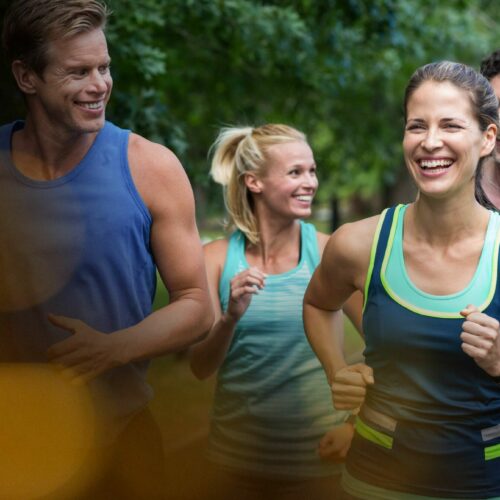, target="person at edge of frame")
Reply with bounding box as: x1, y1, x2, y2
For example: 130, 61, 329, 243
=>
477, 49, 500, 210
0, 1, 213, 498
